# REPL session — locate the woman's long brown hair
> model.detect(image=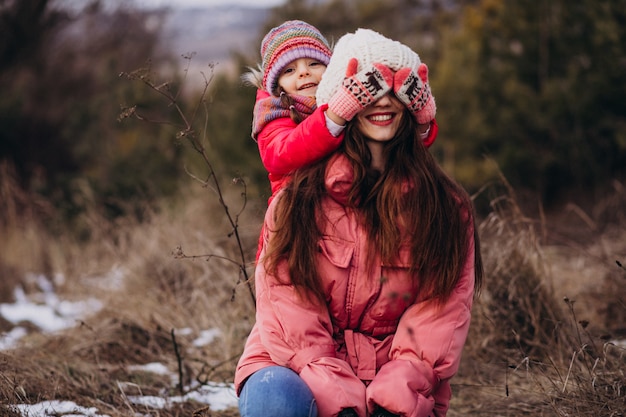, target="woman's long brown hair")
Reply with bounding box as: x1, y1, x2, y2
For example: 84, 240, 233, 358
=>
264, 108, 483, 305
